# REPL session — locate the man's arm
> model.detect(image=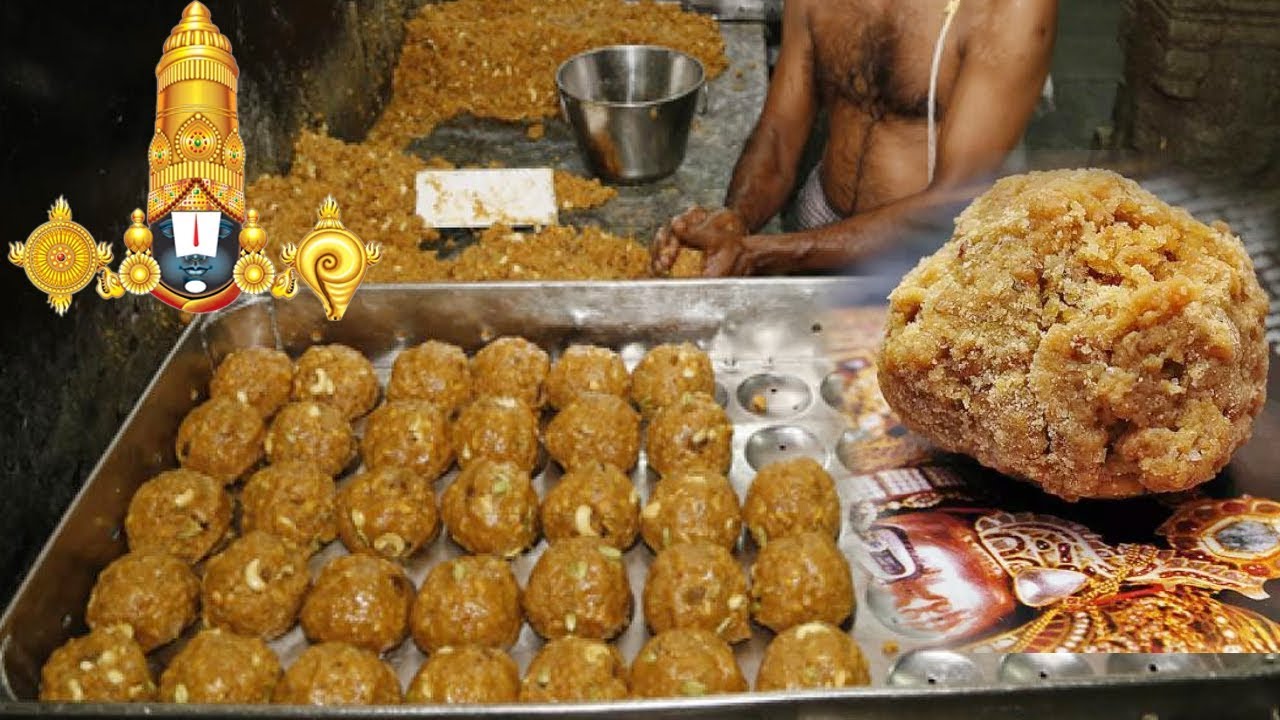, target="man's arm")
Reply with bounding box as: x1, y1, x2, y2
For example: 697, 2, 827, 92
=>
740, 0, 1057, 274
723, 0, 819, 232
650, 0, 818, 274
